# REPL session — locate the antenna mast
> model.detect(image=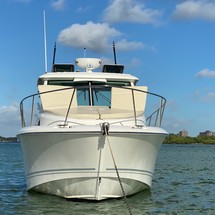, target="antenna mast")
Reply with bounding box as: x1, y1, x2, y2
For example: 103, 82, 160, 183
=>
52, 42, 56, 71
113, 41, 117, 64
43, 10, 48, 73
84, 48, 86, 58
